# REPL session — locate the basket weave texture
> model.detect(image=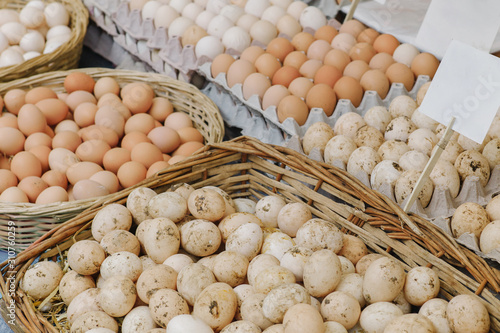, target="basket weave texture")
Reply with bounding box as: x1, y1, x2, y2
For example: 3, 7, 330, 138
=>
0, 0, 89, 82
0, 67, 224, 251
1, 136, 499, 332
